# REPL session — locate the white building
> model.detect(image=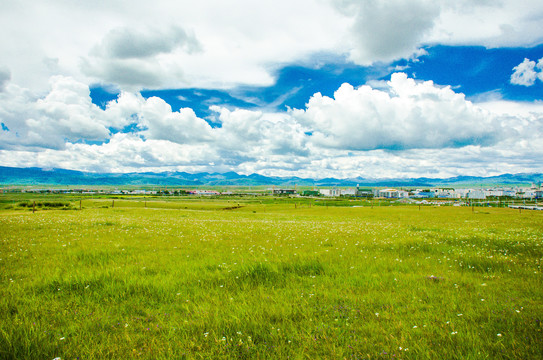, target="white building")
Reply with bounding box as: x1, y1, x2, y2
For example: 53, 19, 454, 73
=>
341, 188, 356, 196
193, 190, 220, 196
453, 189, 470, 198
434, 189, 459, 198
521, 189, 537, 199
467, 190, 486, 199
377, 189, 408, 198
320, 188, 342, 197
